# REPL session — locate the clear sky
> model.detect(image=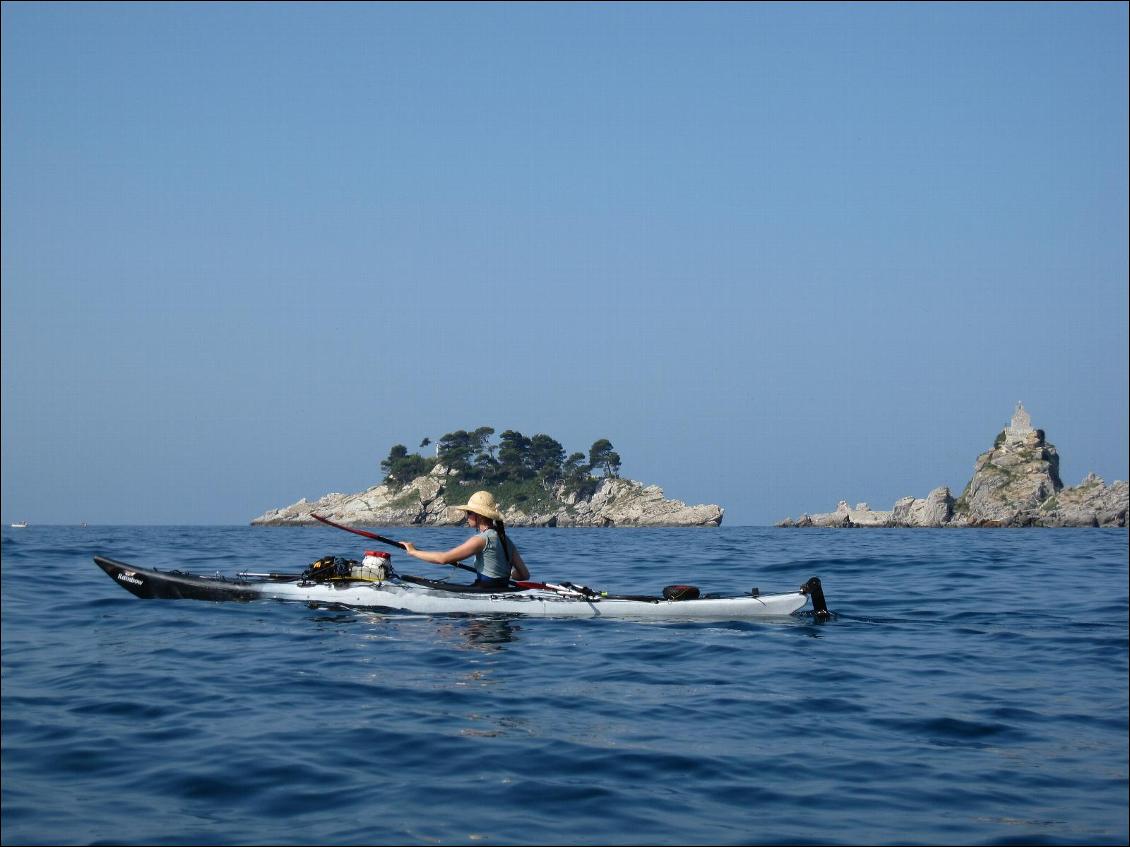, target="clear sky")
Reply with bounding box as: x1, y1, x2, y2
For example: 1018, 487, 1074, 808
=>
3, 2, 1127, 526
